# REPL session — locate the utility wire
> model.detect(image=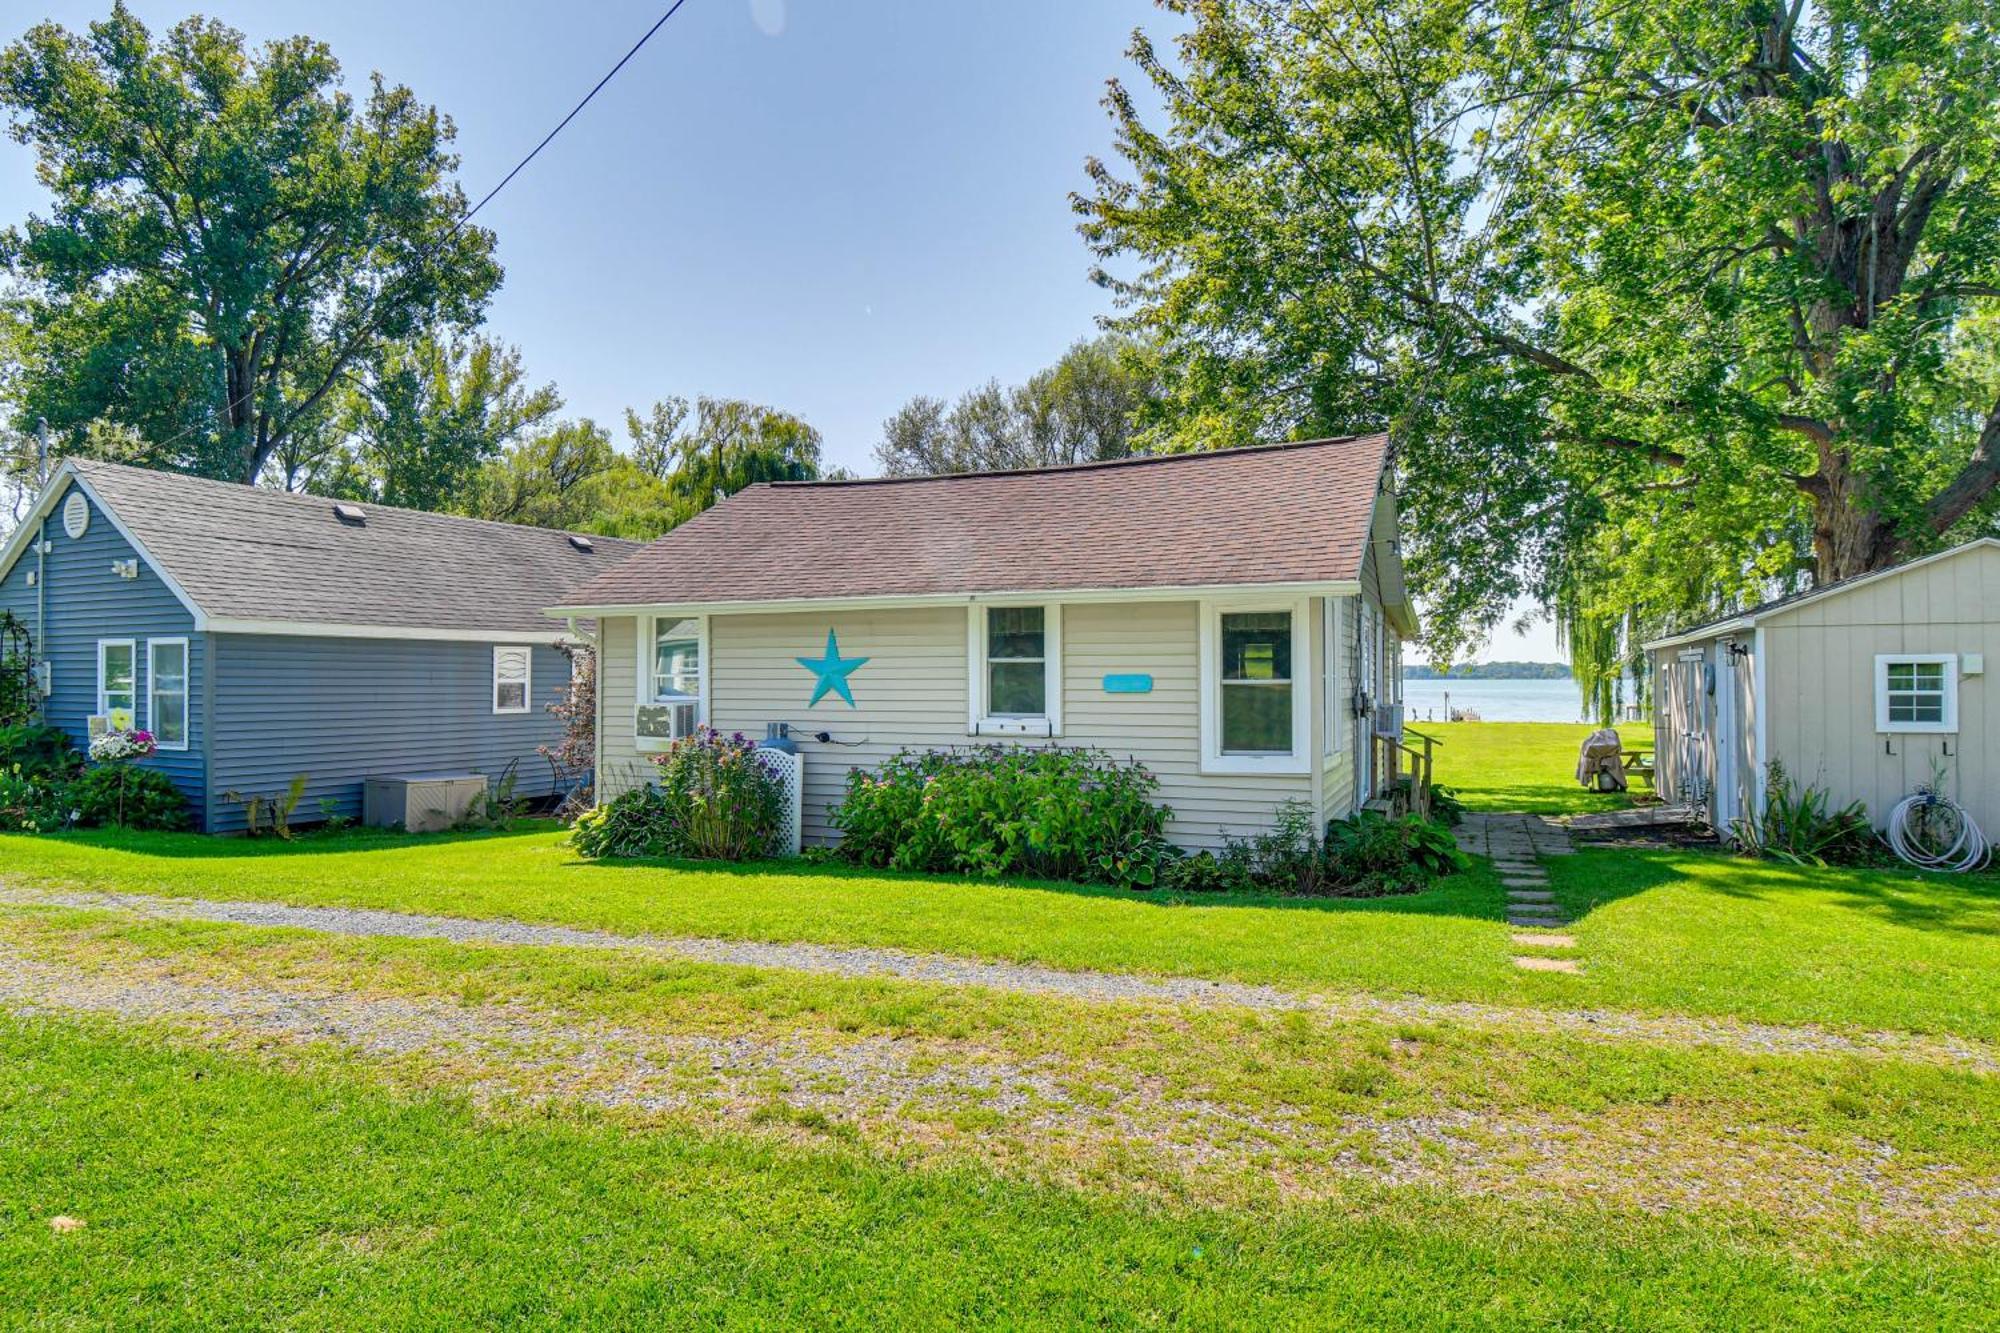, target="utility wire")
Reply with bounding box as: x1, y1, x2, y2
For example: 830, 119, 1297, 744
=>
135, 1, 696, 461
459, 0, 692, 230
